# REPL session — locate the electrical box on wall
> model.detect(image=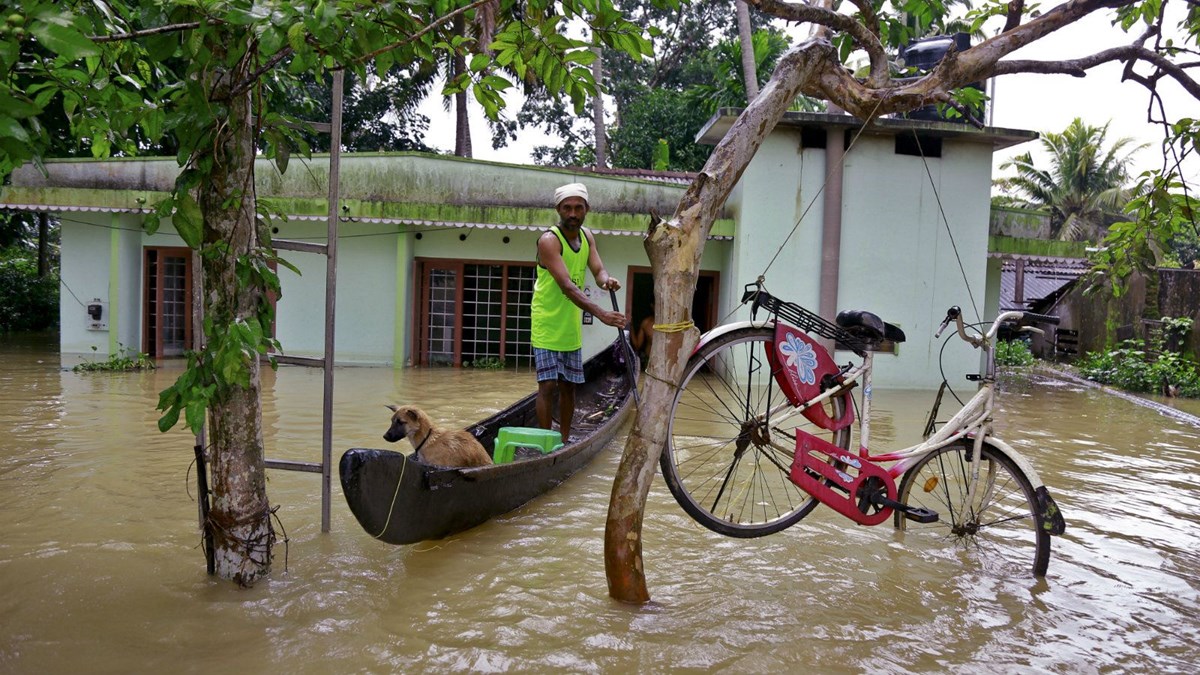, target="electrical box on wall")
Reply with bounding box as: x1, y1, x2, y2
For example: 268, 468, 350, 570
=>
86, 298, 108, 331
